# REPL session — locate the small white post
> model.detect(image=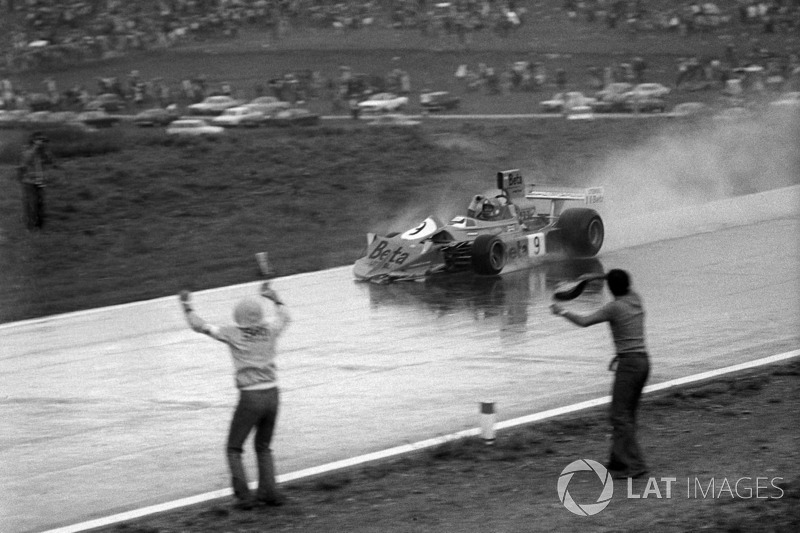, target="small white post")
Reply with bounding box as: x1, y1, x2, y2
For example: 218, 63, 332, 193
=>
255, 252, 271, 278
480, 401, 496, 445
